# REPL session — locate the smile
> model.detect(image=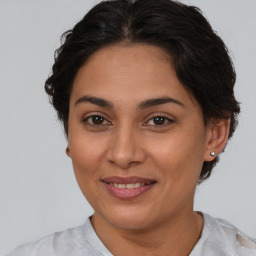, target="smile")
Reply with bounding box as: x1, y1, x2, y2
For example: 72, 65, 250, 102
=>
101, 176, 157, 199
108, 183, 148, 189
